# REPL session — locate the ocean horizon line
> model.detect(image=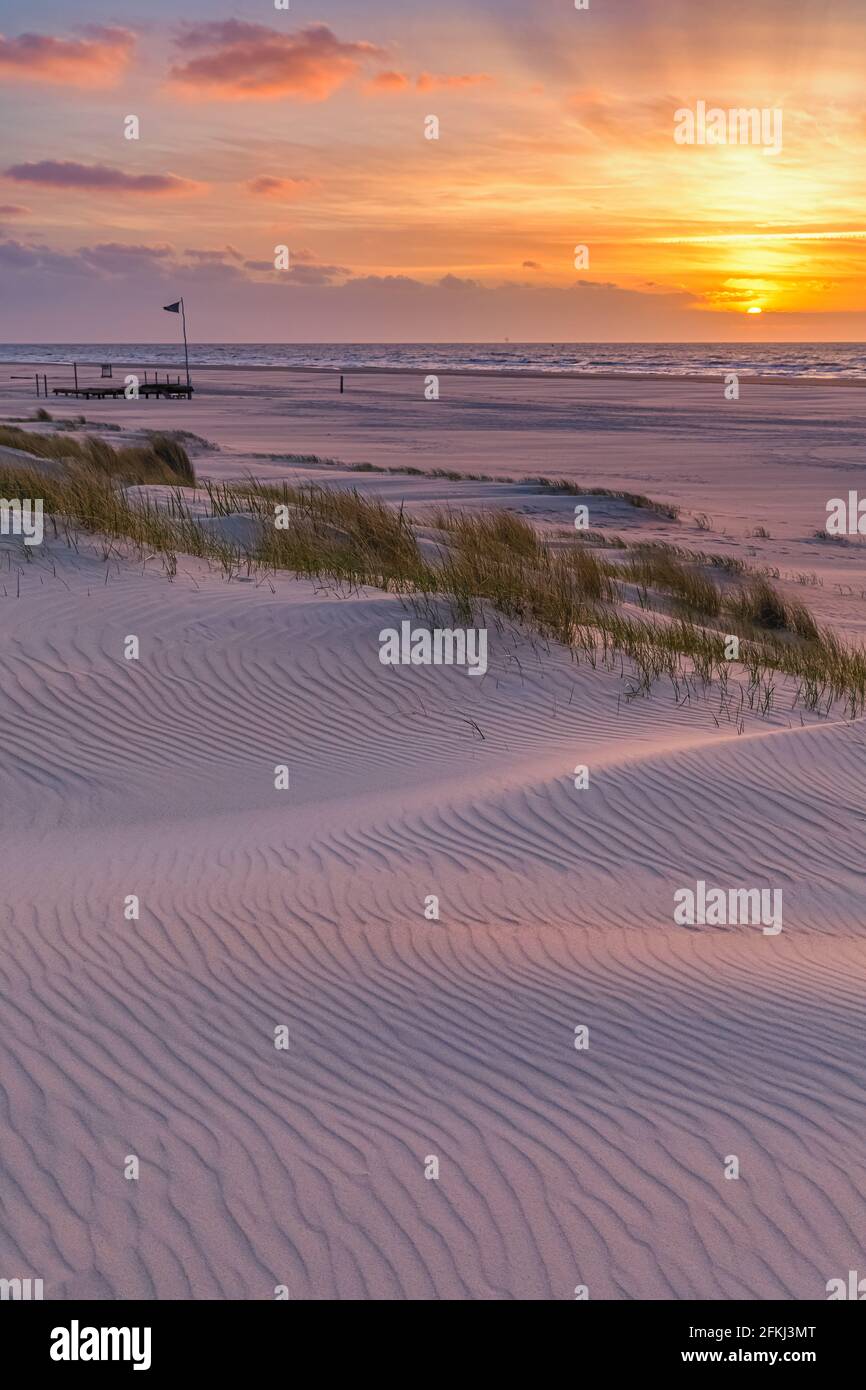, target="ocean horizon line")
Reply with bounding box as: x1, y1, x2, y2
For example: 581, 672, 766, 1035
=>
2, 340, 866, 380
